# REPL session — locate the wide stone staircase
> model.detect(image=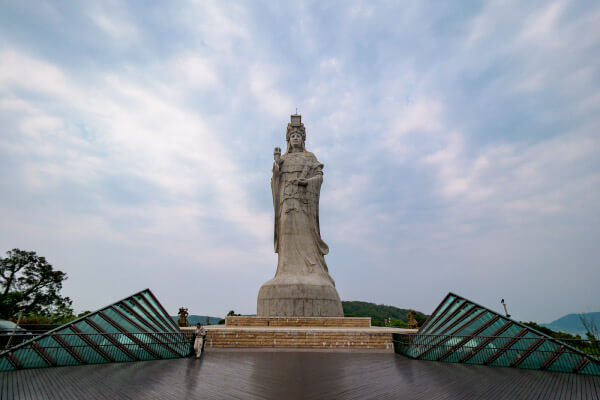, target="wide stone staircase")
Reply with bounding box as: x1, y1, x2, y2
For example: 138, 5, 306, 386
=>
182, 316, 416, 351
